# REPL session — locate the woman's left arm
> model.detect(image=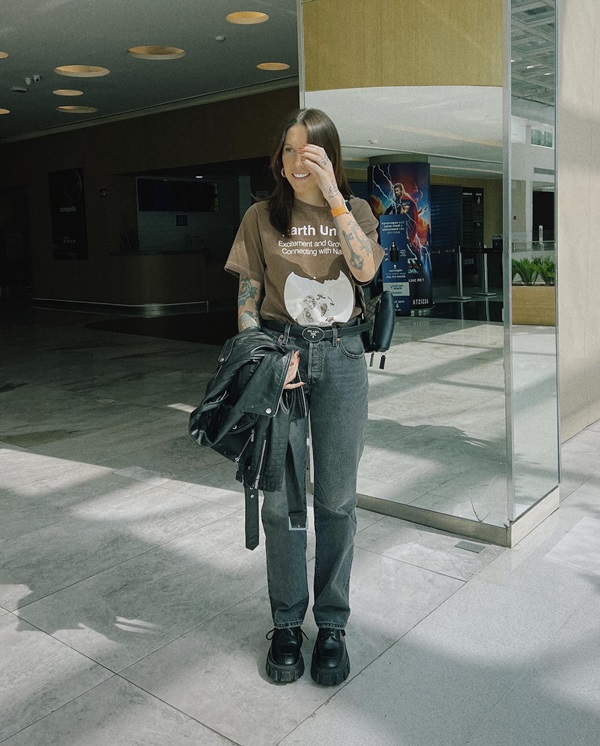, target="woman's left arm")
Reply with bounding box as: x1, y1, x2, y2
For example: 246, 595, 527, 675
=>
331, 209, 378, 283
300, 143, 379, 283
